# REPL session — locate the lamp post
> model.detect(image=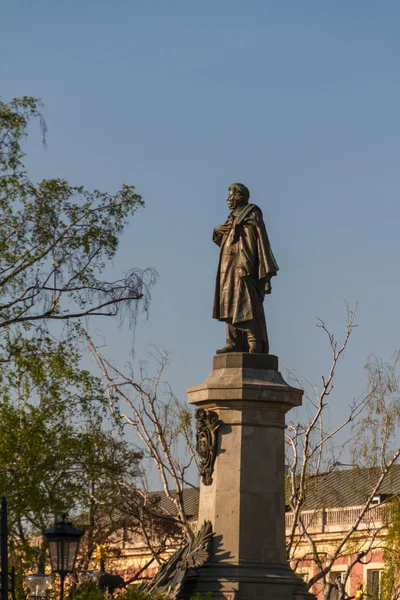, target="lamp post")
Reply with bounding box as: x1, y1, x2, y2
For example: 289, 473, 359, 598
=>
1, 497, 8, 600
25, 554, 51, 600
1, 496, 15, 600
43, 516, 84, 600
